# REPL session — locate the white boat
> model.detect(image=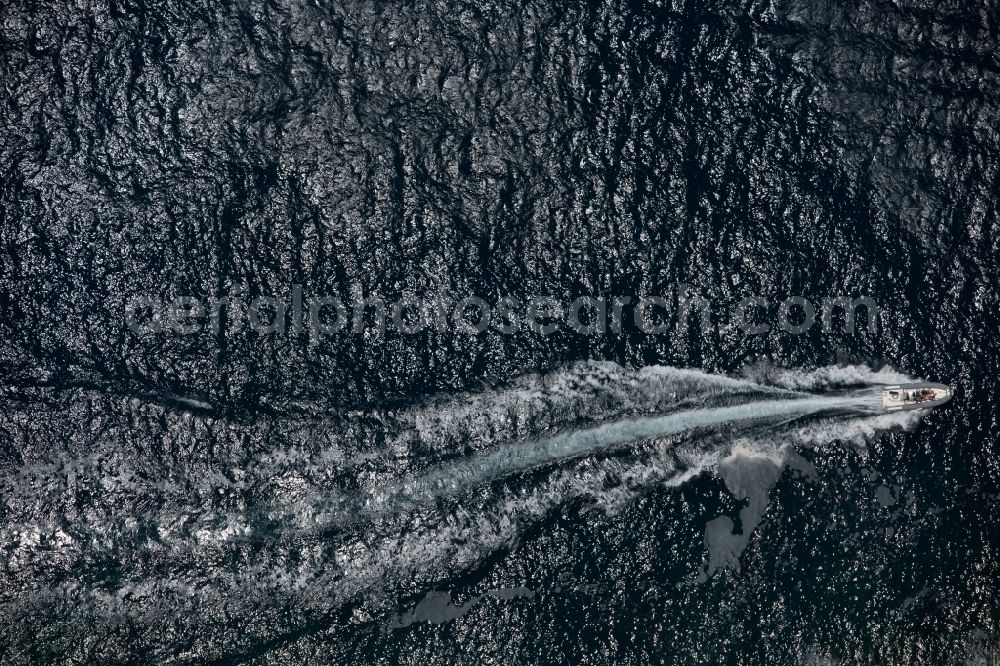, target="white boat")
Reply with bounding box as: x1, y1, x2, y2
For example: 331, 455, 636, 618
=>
881, 383, 952, 412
